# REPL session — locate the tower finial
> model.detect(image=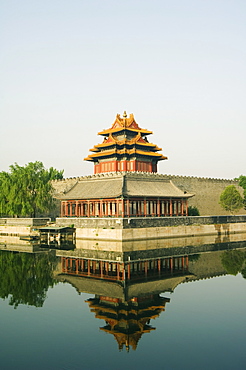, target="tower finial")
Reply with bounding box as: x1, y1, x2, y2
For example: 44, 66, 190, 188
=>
123, 111, 127, 118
